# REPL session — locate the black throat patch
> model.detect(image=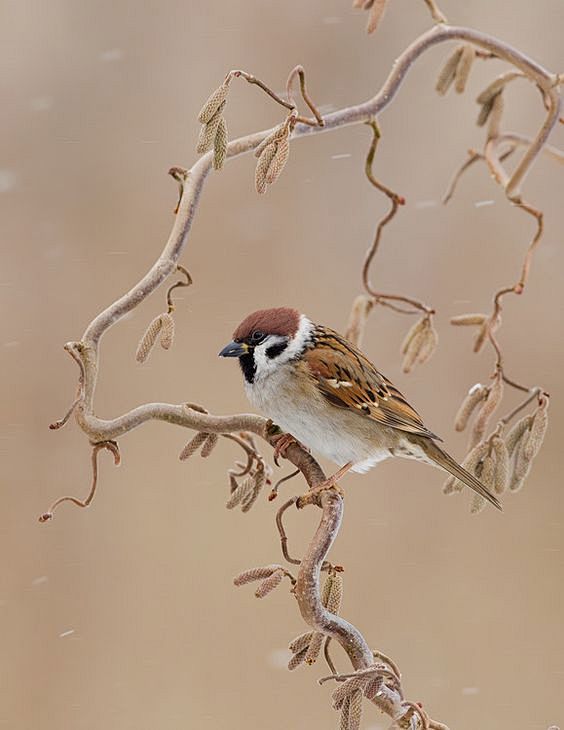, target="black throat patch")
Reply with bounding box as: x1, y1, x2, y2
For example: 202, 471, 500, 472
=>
238, 350, 257, 384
